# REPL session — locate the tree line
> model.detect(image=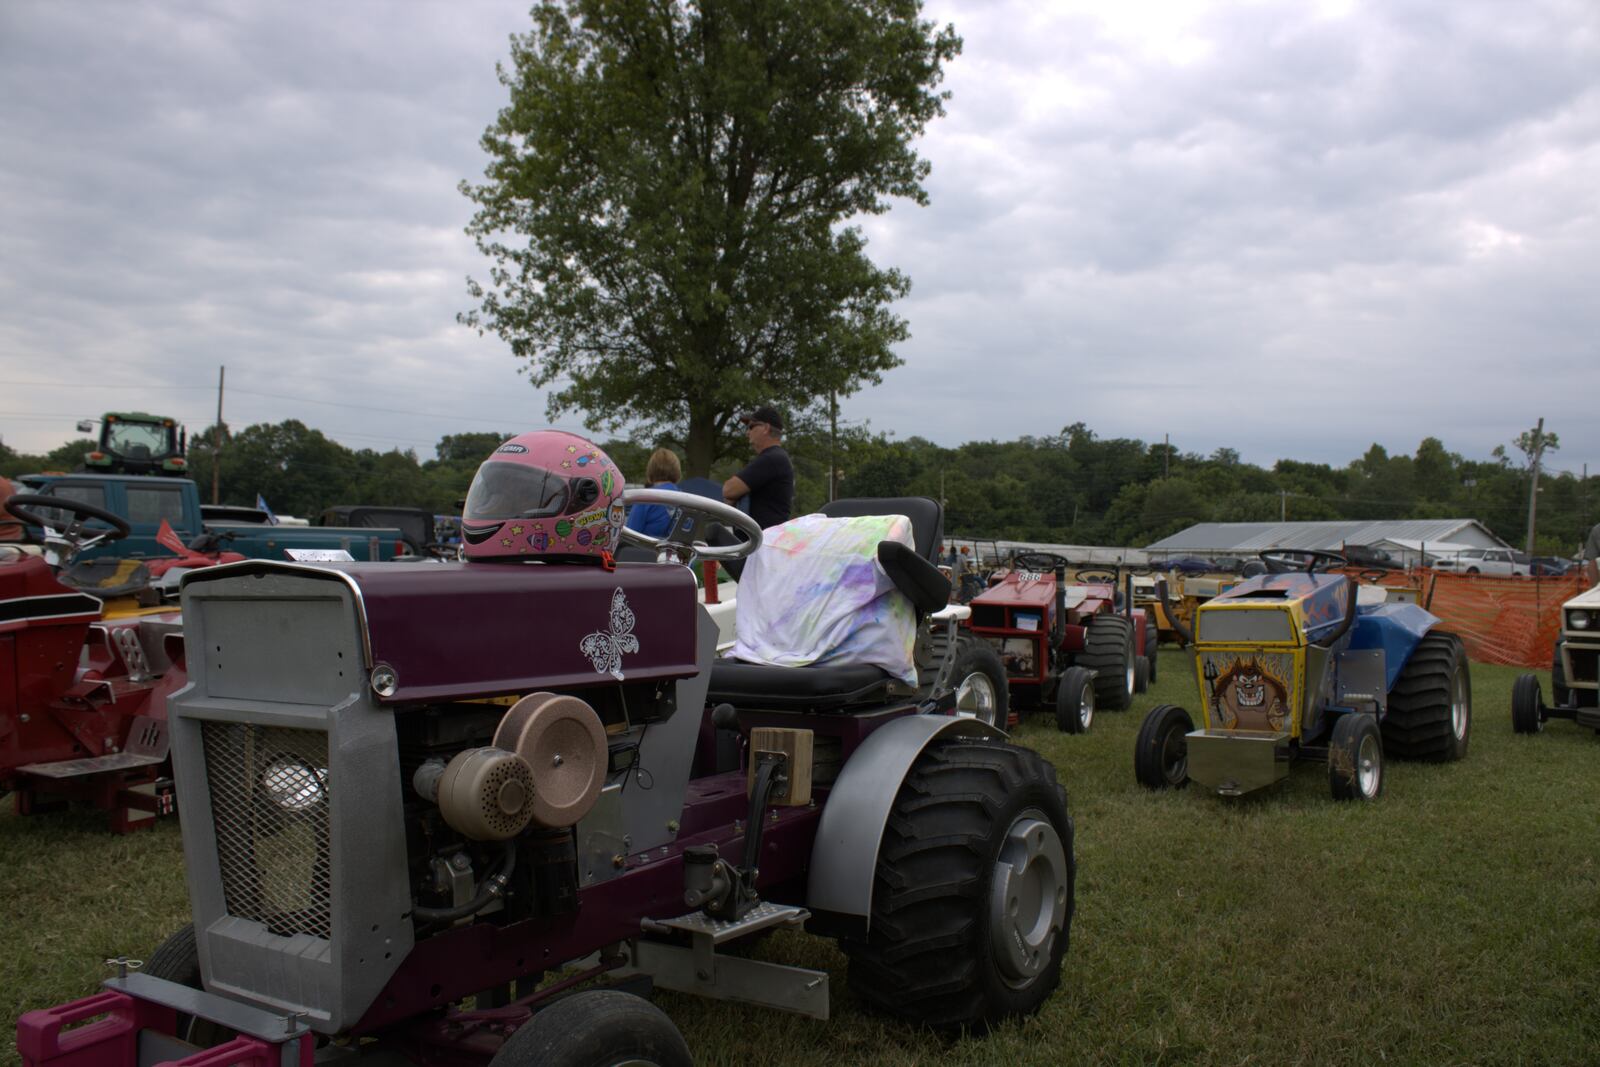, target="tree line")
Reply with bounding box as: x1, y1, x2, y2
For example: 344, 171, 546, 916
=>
4, 419, 1592, 556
